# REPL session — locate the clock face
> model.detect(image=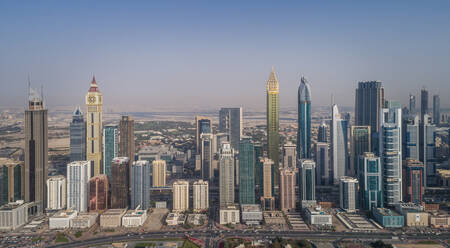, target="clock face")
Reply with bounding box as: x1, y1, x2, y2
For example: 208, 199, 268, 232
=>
88, 96, 96, 103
